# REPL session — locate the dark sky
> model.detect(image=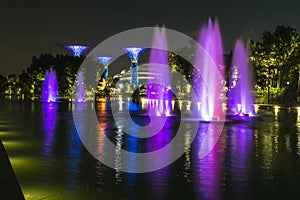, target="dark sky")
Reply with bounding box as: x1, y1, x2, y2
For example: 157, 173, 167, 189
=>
1, 0, 300, 75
